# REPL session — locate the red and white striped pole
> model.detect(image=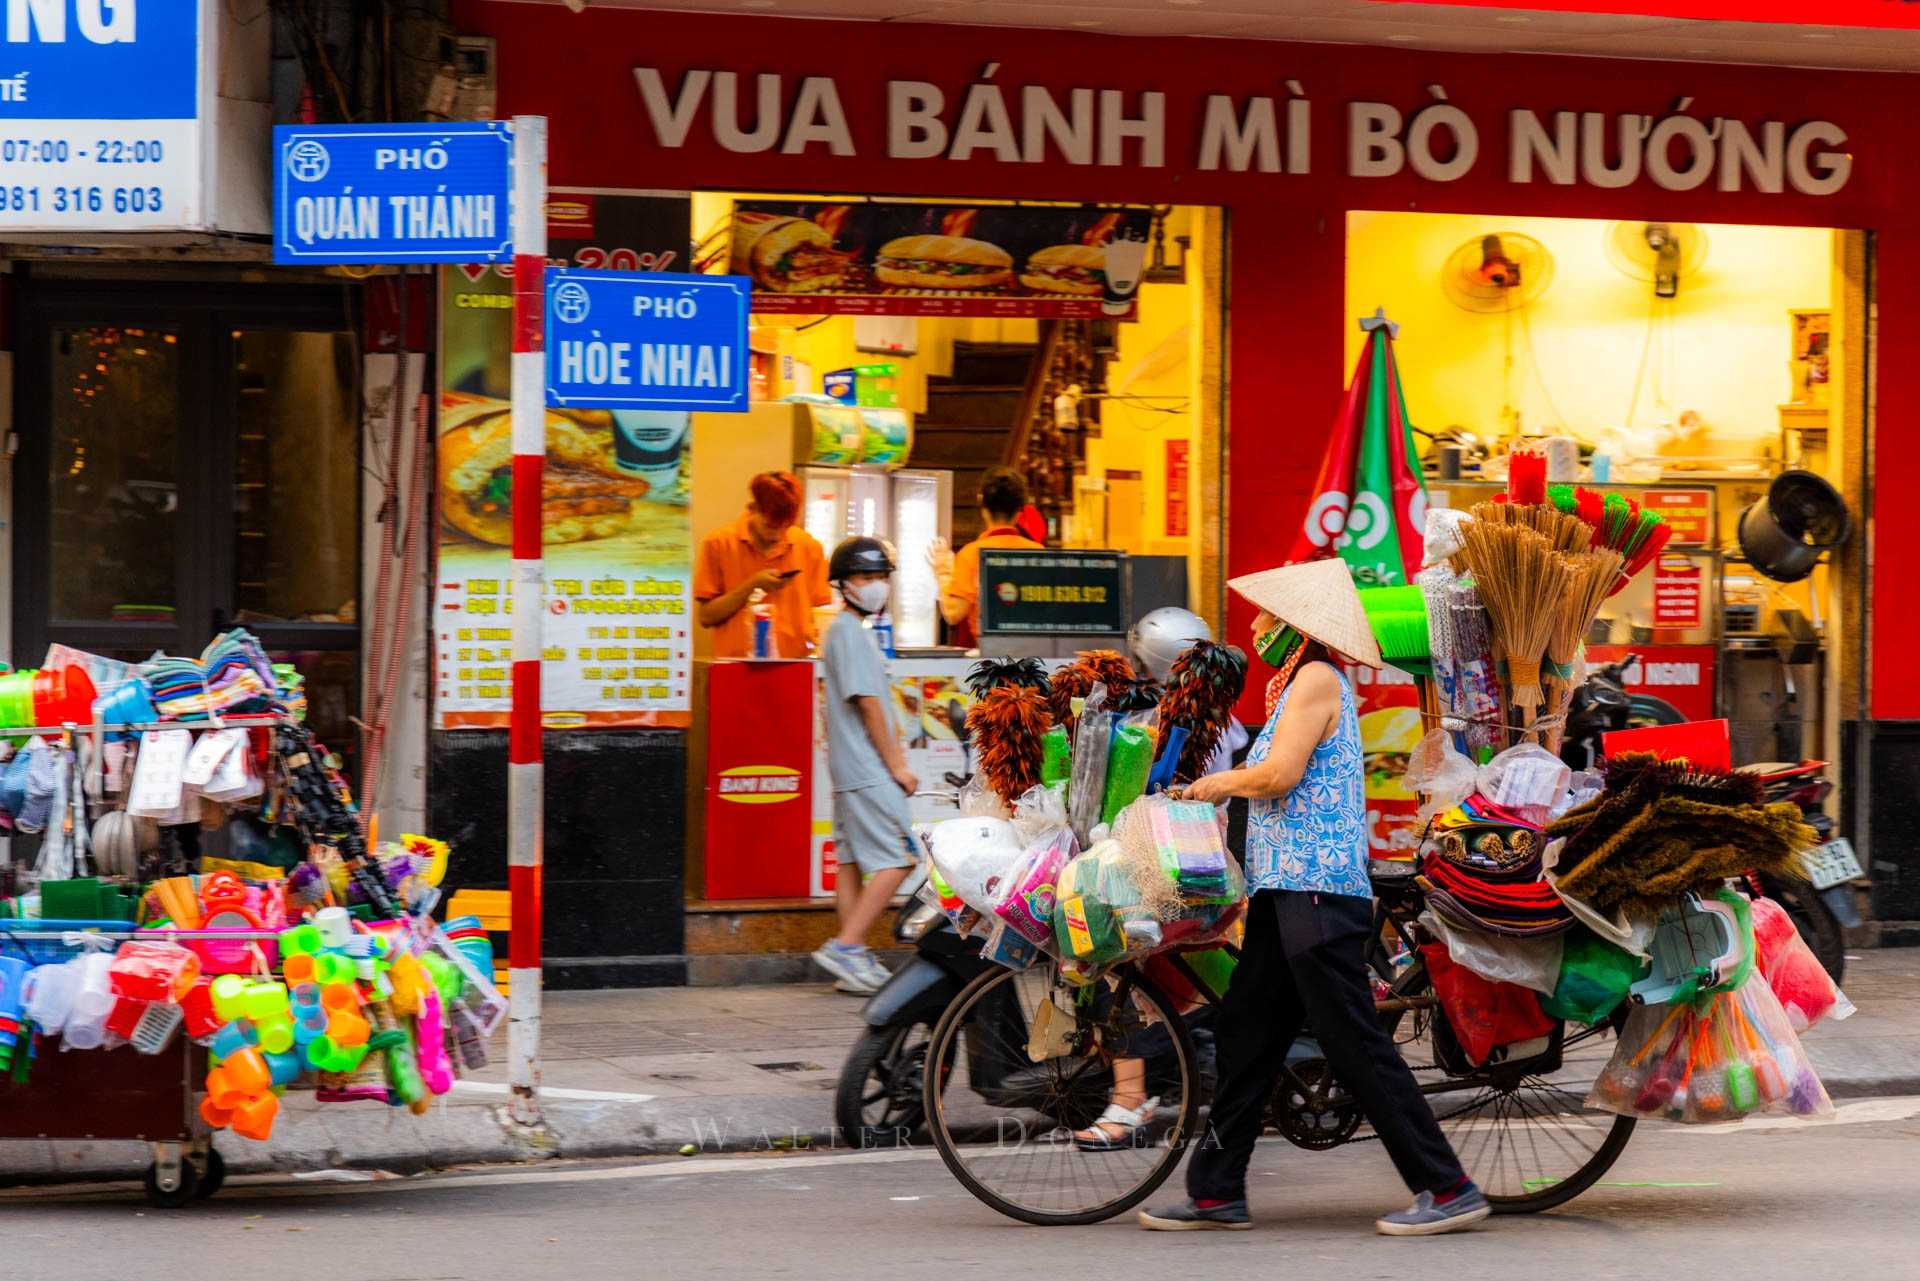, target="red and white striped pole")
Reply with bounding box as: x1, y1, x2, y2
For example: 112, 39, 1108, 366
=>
507, 114, 548, 1127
